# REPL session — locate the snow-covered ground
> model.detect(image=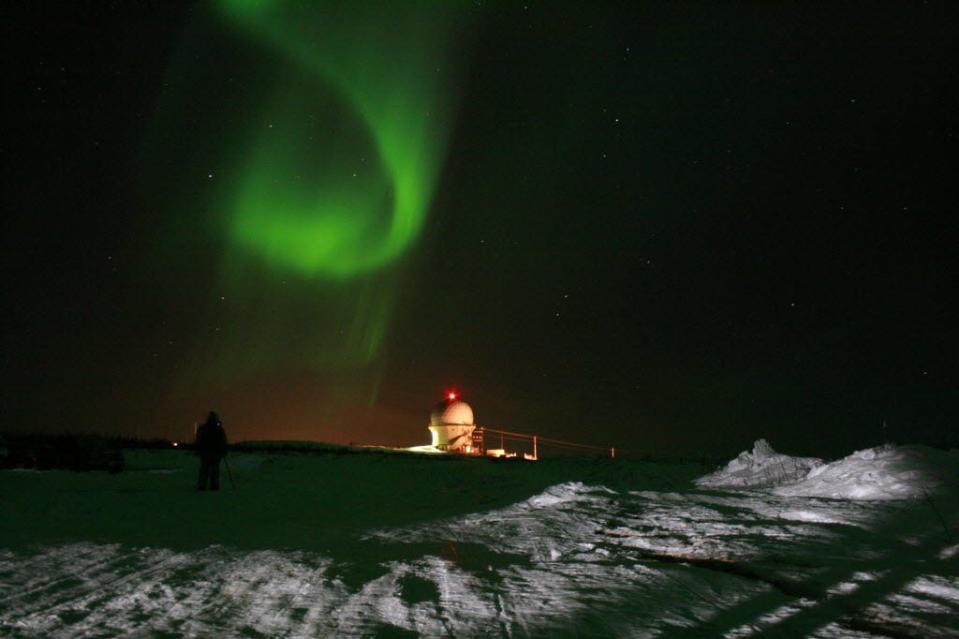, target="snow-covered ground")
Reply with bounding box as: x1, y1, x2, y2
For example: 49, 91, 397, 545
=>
1, 443, 957, 637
